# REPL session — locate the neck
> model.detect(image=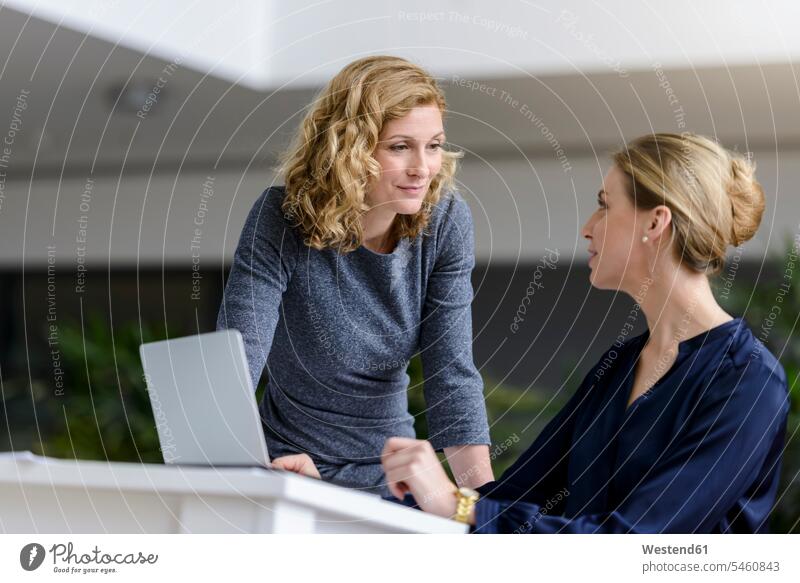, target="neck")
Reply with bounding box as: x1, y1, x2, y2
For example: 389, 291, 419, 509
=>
635, 264, 731, 351
362, 206, 397, 253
